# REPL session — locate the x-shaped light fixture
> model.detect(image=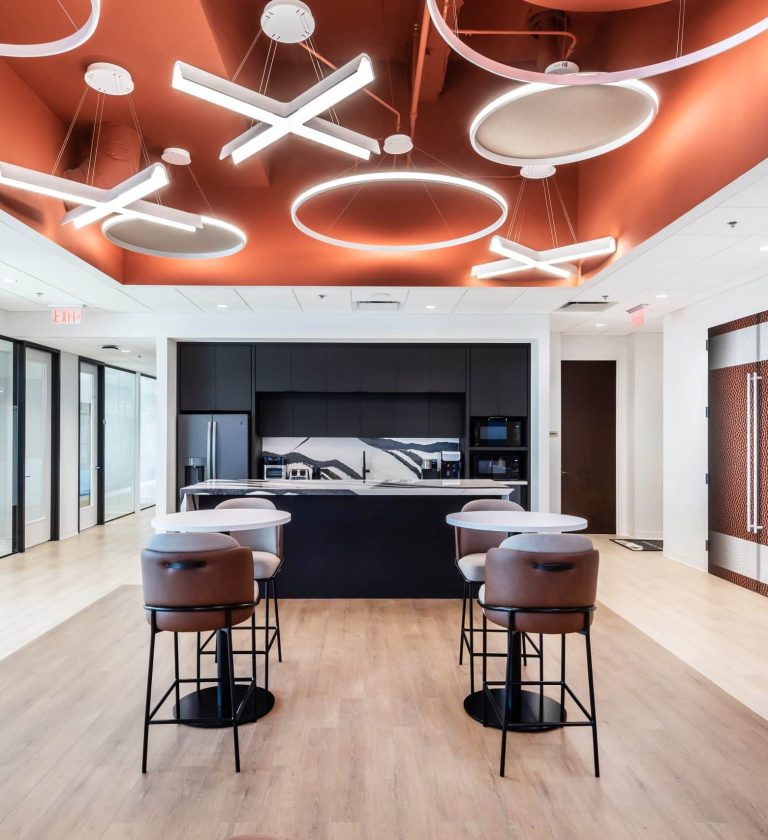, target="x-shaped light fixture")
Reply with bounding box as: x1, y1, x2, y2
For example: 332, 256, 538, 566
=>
0, 161, 202, 232
471, 235, 616, 280
172, 55, 381, 164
